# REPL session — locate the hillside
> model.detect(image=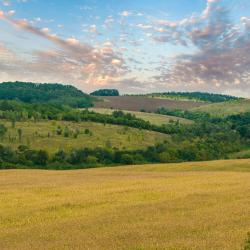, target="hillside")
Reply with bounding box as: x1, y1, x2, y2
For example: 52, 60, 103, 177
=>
0, 120, 168, 153
90, 108, 193, 125
0, 82, 93, 108
1, 159, 250, 250
94, 96, 207, 112
192, 99, 250, 117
